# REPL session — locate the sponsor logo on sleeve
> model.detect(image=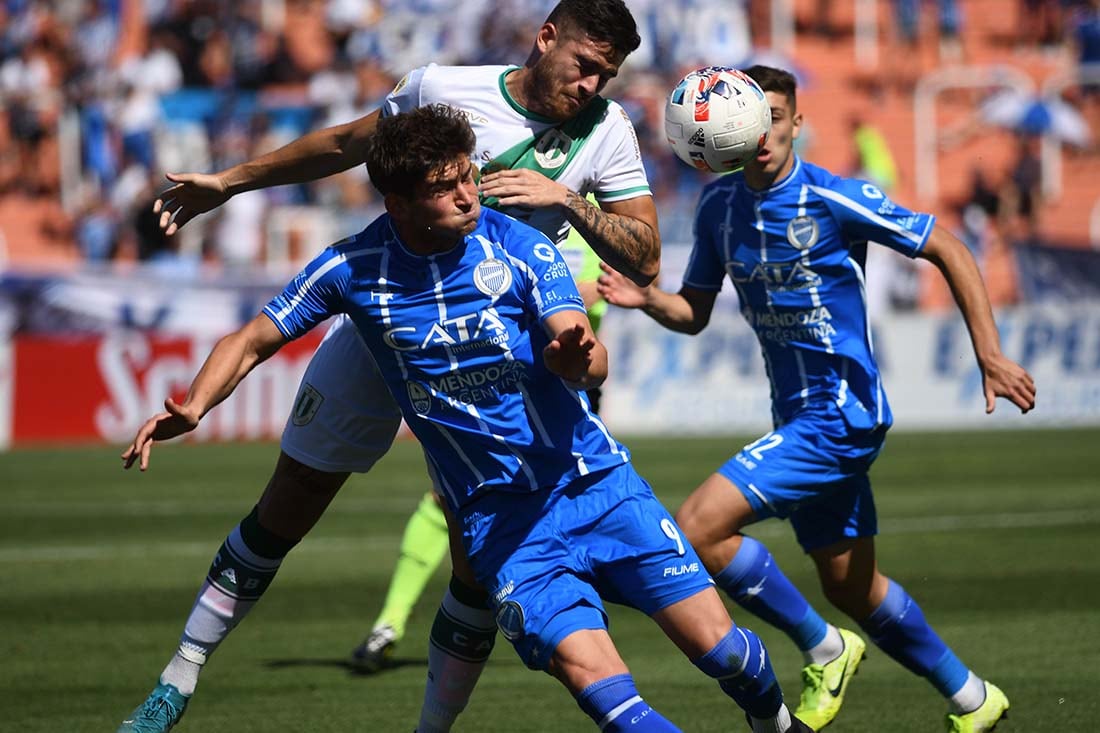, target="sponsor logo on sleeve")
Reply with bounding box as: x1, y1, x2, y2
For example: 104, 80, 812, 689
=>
542, 261, 571, 281
533, 242, 557, 263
